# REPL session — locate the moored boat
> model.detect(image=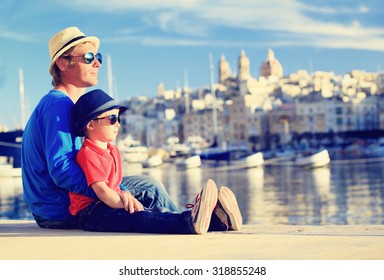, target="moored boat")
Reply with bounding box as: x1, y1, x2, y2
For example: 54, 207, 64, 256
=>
197, 145, 248, 161
231, 152, 264, 169
117, 136, 148, 163
0, 130, 23, 169
142, 155, 163, 168
176, 155, 201, 169
295, 149, 330, 168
